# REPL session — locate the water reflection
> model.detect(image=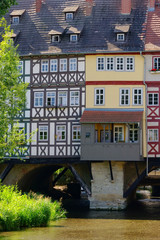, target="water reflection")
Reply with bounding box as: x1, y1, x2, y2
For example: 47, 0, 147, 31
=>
1, 200, 160, 240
